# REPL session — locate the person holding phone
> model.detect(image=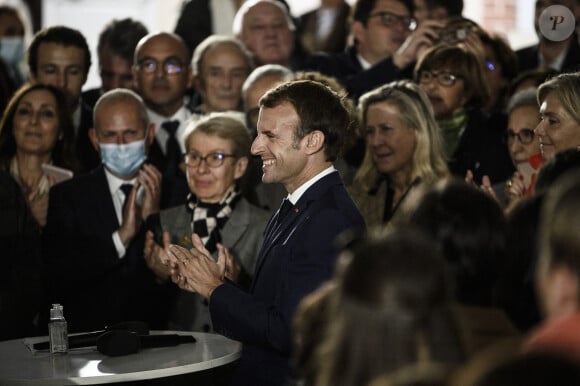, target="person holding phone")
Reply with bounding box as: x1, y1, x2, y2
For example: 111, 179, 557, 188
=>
0, 83, 79, 227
